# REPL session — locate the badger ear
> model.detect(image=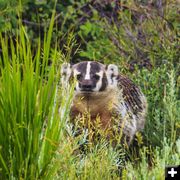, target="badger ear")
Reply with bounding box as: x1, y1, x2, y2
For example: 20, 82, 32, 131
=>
106, 64, 119, 86
61, 63, 72, 86
106, 64, 119, 77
